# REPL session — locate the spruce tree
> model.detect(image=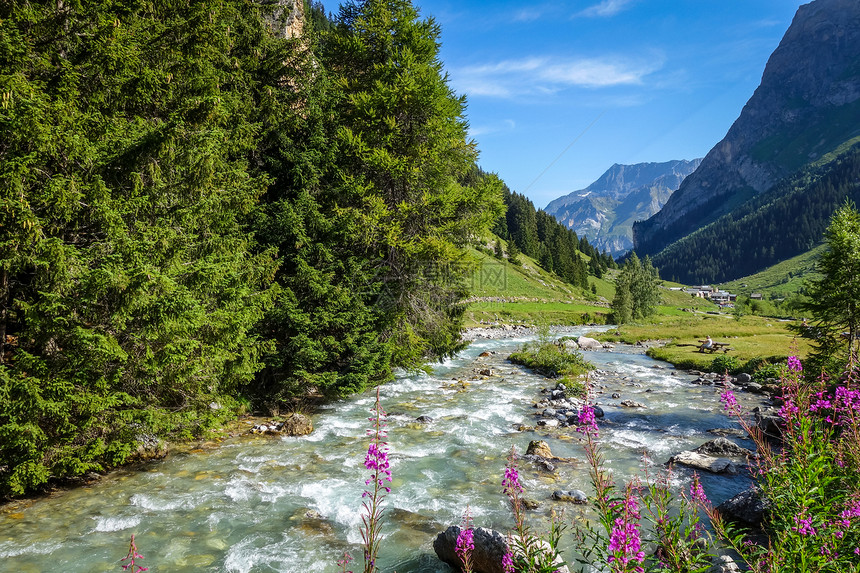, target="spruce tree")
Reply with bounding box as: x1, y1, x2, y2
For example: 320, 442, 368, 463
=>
800, 202, 860, 371
321, 0, 502, 368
